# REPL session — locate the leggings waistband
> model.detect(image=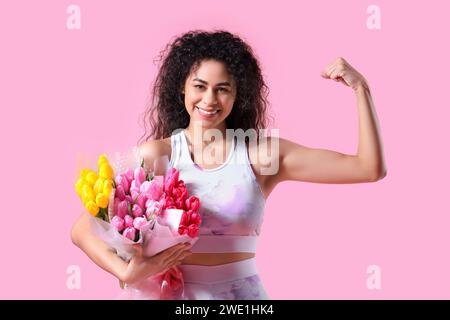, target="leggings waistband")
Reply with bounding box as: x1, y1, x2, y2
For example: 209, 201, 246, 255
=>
178, 258, 258, 284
